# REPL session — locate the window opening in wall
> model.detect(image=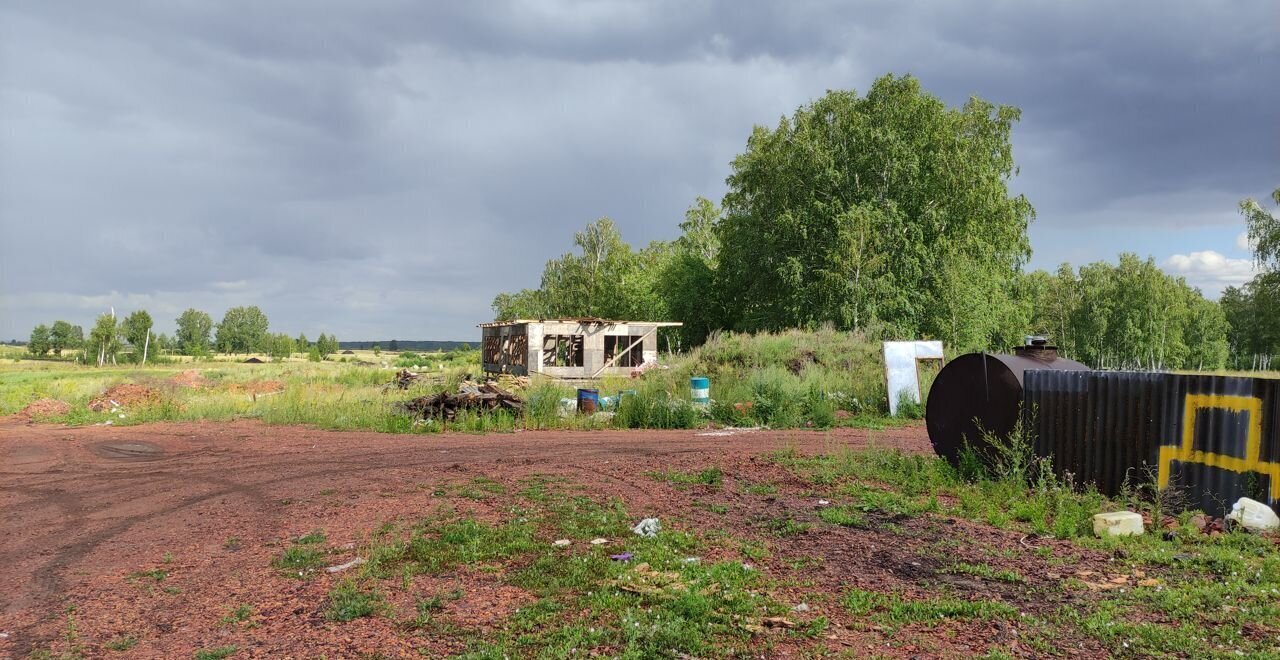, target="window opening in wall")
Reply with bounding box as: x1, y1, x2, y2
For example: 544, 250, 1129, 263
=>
604, 335, 646, 368
542, 334, 584, 367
